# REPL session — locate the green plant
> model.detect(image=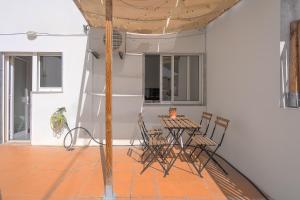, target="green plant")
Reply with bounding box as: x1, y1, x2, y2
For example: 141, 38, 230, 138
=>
50, 107, 67, 137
